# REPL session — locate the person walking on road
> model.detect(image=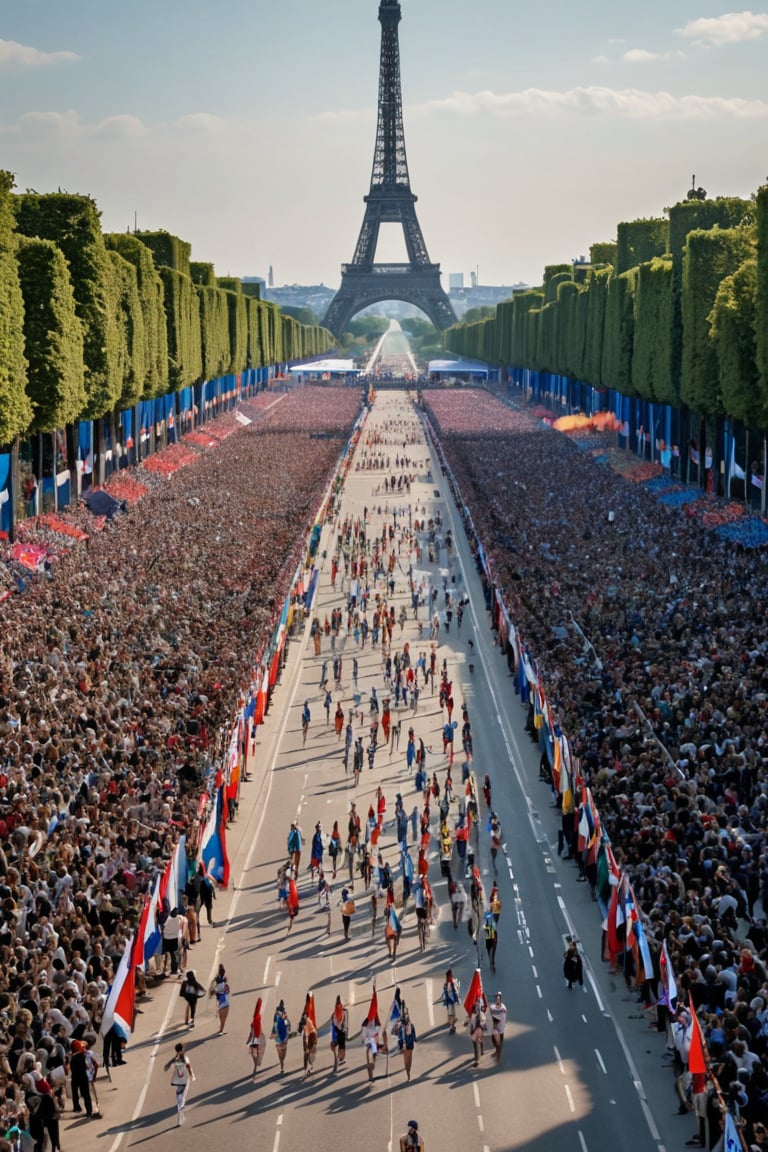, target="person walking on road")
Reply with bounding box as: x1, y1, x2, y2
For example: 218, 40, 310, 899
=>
339, 887, 355, 940
302, 700, 311, 746
271, 1000, 291, 1073
330, 995, 349, 1072
328, 820, 342, 879
489, 992, 507, 1061
288, 820, 302, 872
310, 822, 324, 878
247, 997, 266, 1079
442, 969, 460, 1033
361, 1011, 381, 1083
180, 969, 206, 1028
400, 1121, 425, 1152
209, 964, 230, 1034
469, 998, 486, 1067
398, 1009, 417, 1081
563, 940, 584, 989
483, 910, 498, 973
165, 1042, 195, 1126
